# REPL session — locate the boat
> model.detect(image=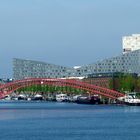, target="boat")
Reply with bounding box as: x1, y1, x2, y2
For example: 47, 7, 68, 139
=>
3, 95, 11, 100
32, 94, 43, 100
76, 95, 101, 104
56, 94, 68, 102
124, 93, 140, 106
72, 95, 81, 102
17, 94, 27, 100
